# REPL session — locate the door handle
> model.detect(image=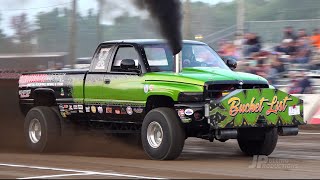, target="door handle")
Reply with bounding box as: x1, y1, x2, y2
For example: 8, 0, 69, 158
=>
104, 79, 110, 84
